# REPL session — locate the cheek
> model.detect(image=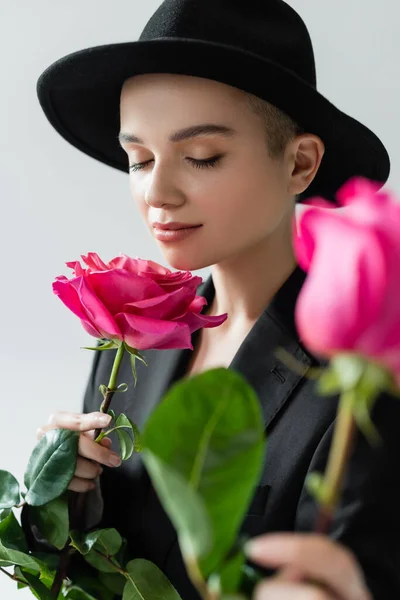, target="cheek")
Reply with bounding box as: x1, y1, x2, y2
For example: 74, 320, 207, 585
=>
206, 165, 282, 233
